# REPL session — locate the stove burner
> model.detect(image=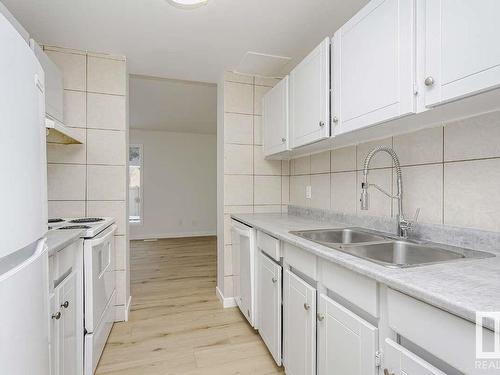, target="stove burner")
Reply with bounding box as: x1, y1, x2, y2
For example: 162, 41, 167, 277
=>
59, 225, 91, 230
48, 218, 65, 223
69, 218, 104, 224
